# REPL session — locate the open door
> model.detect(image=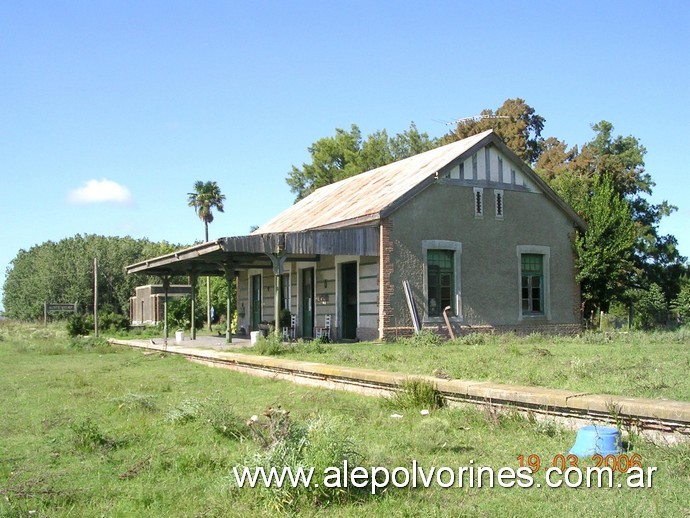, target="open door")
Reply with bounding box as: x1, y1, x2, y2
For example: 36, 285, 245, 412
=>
340, 262, 358, 339
250, 274, 261, 331
301, 268, 314, 338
